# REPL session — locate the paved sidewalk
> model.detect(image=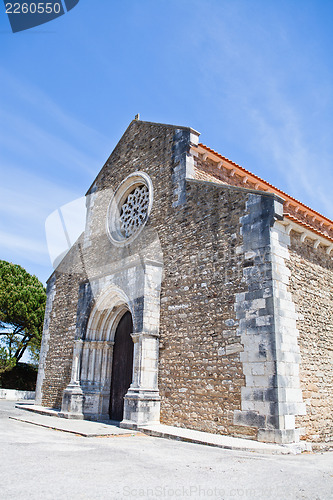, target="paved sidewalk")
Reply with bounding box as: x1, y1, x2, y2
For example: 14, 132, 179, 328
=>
16, 402, 306, 454
138, 423, 293, 454
13, 403, 137, 437
2, 401, 332, 500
